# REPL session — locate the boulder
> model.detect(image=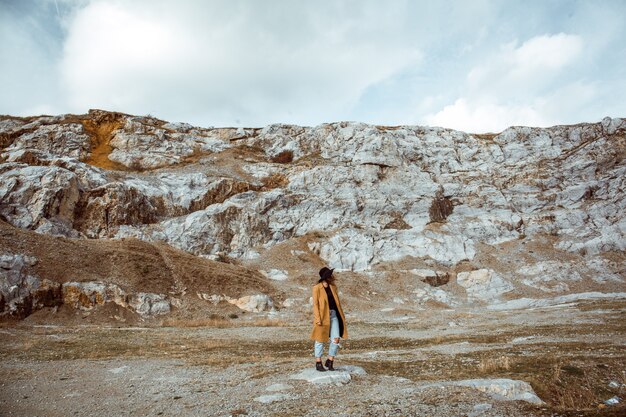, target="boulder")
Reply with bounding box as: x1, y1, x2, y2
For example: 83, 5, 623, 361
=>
228, 294, 274, 312
129, 293, 171, 316
62, 282, 170, 316
413, 286, 457, 307
0, 165, 81, 236
0, 253, 61, 318
260, 269, 289, 281
442, 379, 544, 405
456, 269, 513, 301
